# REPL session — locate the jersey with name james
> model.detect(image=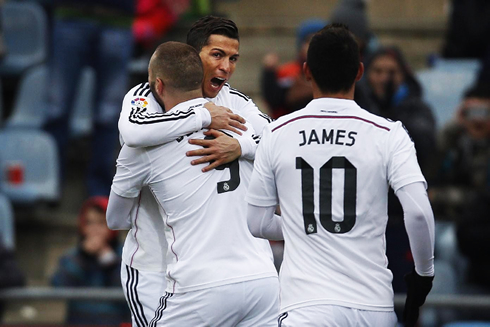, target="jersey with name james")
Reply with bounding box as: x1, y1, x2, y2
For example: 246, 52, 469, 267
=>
113, 98, 278, 294
246, 98, 426, 312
